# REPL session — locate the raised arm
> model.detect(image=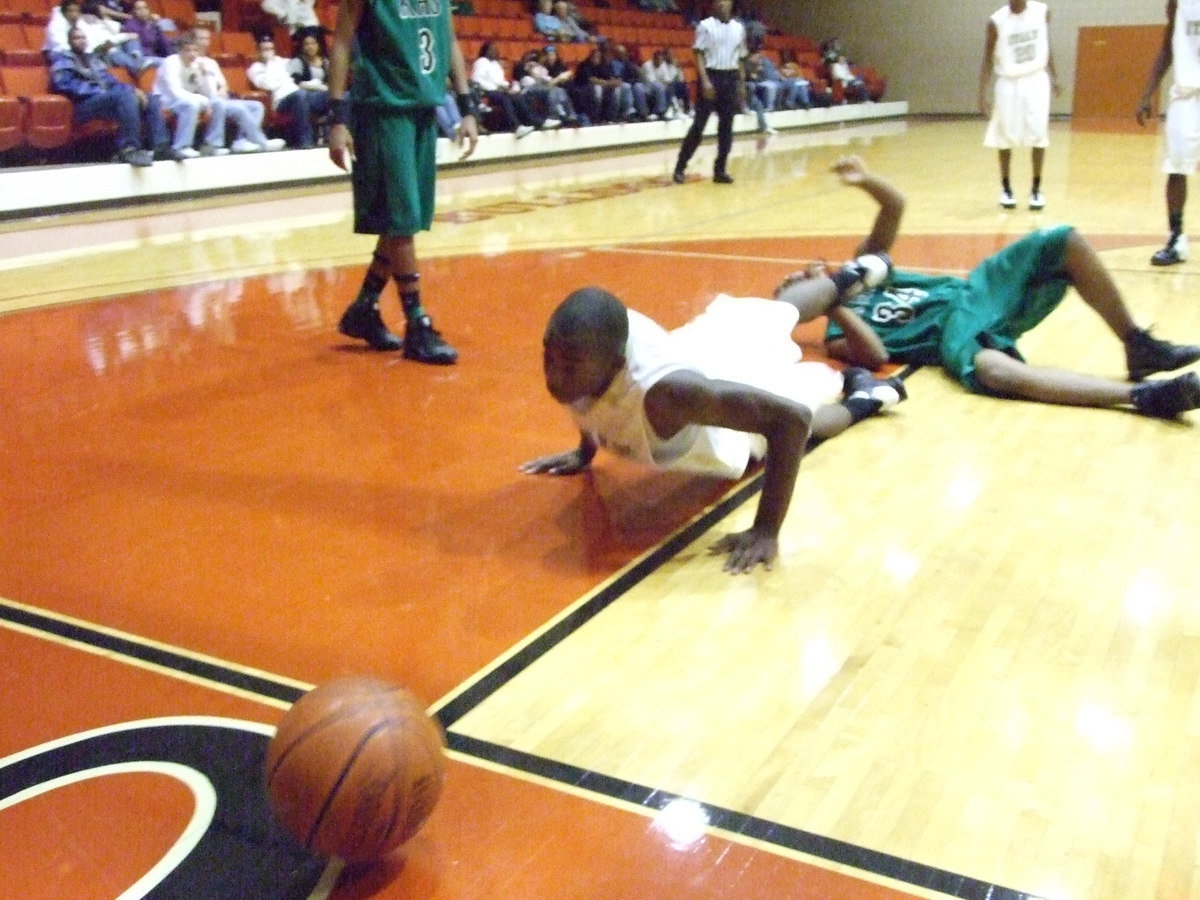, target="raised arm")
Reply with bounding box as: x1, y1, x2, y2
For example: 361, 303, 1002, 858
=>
645, 370, 813, 573
1138, 0, 1175, 125
833, 155, 906, 257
